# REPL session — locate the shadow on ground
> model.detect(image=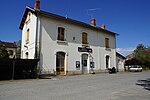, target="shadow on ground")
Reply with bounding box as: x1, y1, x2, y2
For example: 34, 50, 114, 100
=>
136, 78, 150, 91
